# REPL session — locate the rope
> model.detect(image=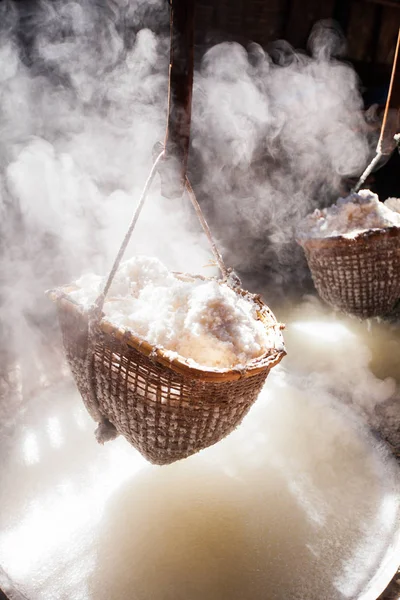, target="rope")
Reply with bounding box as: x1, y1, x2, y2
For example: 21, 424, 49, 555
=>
94, 150, 165, 314
376, 28, 400, 156
354, 28, 400, 193
185, 177, 229, 280
353, 152, 383, 193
